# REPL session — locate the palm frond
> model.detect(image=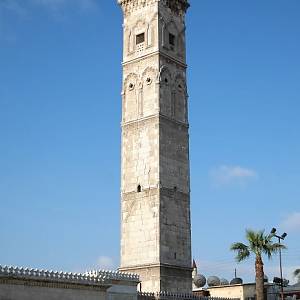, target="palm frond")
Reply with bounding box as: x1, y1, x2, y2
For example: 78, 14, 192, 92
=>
246, 229, 264, 255
262, 242, 286, 259
230, 242, 250, 262
246, 229, 258, 244
231, 229, 286, 264
294, 269, 300, 277
230, 242, 248, 251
